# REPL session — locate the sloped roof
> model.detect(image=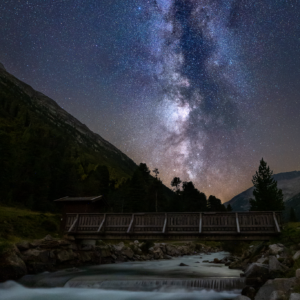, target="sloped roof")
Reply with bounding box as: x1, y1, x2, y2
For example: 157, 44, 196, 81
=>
54, 196, 103, 202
